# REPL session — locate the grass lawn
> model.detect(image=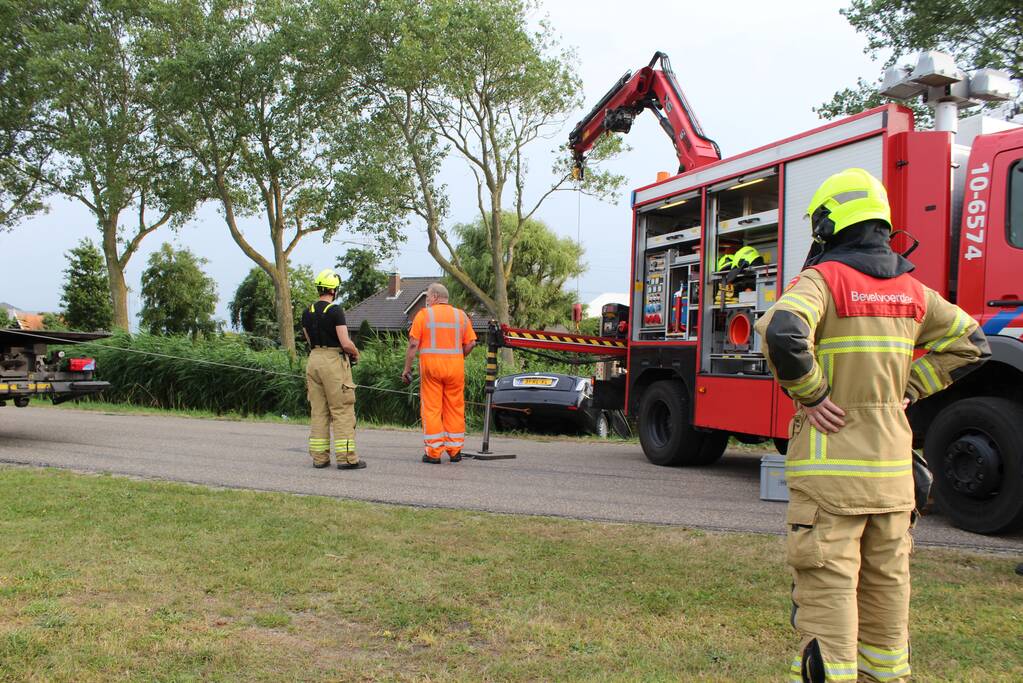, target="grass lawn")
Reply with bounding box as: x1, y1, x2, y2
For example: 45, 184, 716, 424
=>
0, 468, 1020, 682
